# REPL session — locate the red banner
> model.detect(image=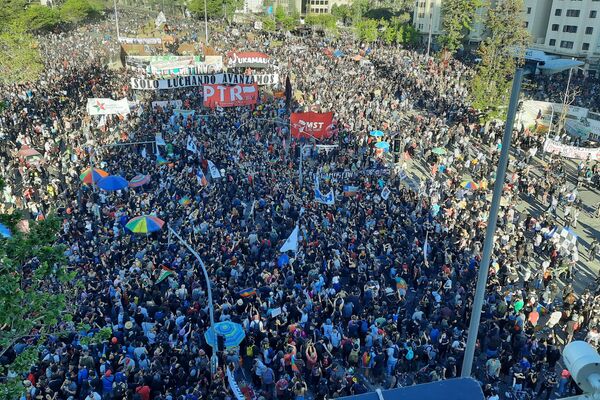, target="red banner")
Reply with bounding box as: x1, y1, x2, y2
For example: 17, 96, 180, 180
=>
290, 112, 334, 140
228, 51, 270, 68
202, 84, 259, 108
